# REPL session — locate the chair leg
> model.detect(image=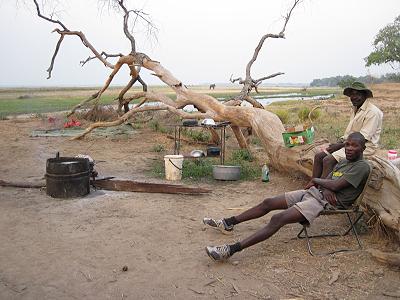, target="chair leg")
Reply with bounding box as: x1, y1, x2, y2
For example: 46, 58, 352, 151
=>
297, 212, 364, 256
